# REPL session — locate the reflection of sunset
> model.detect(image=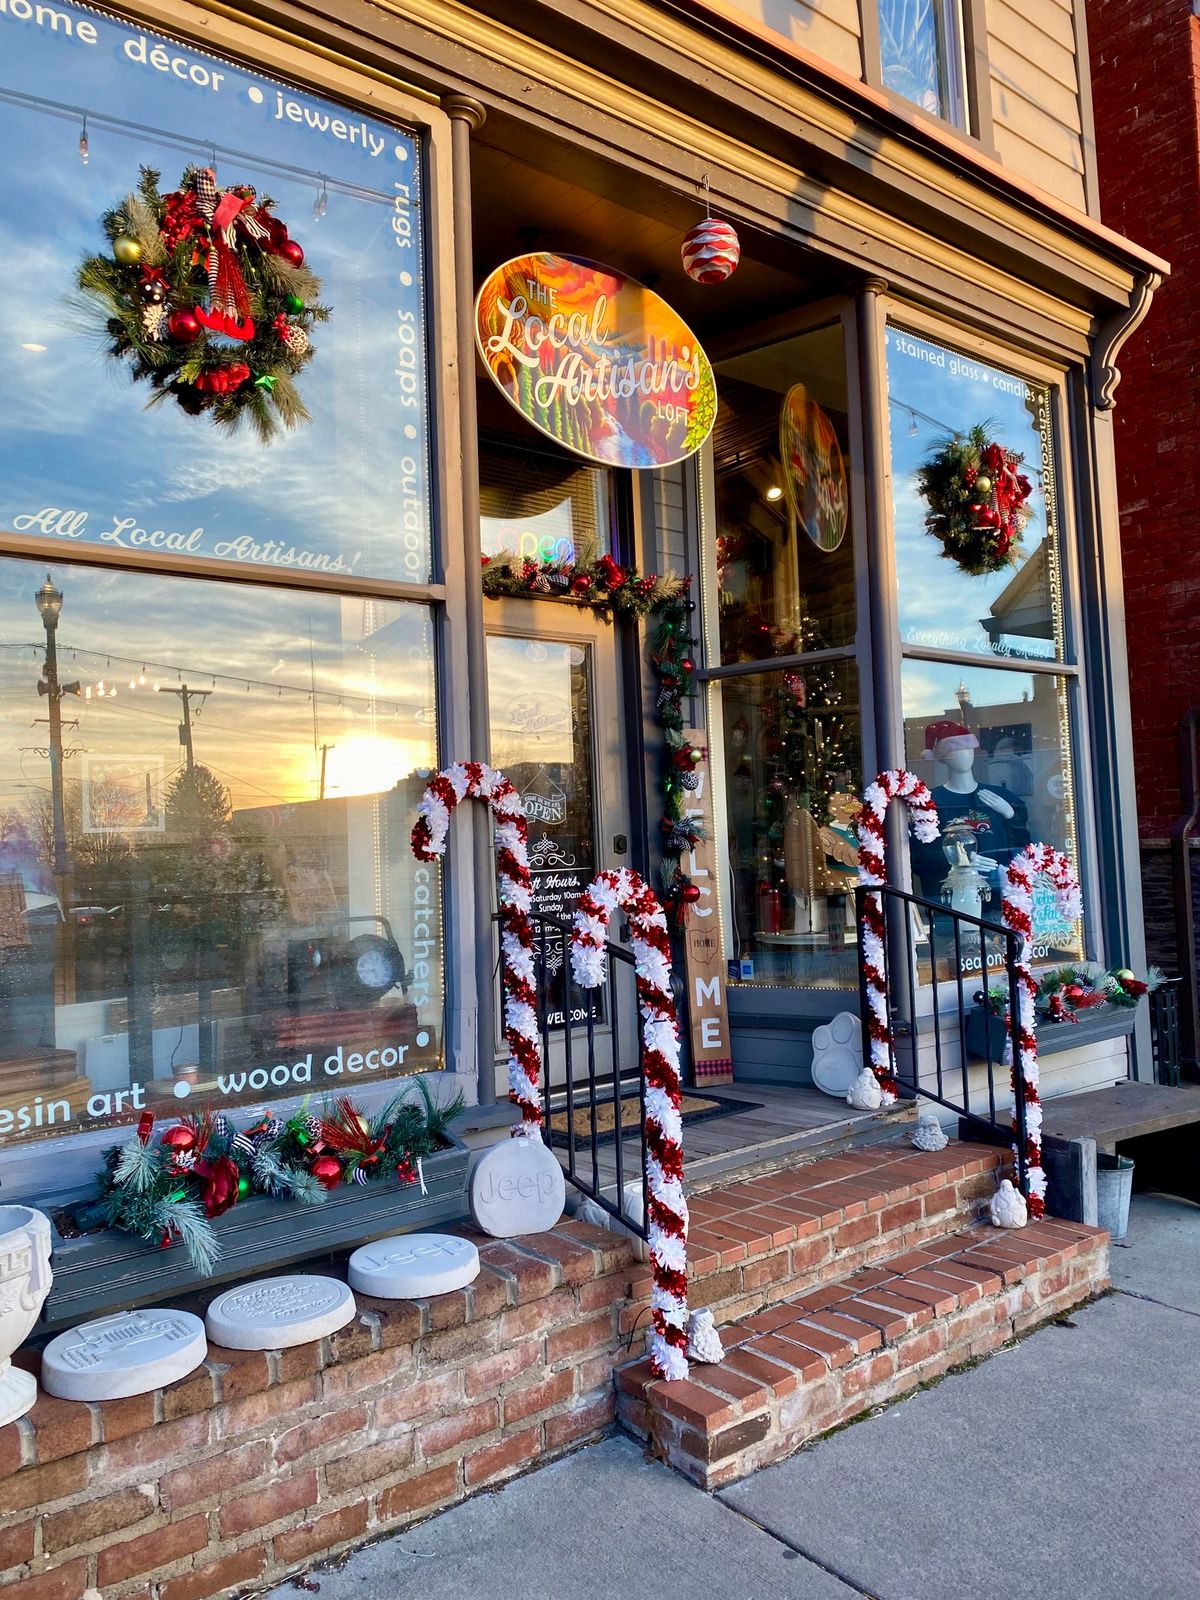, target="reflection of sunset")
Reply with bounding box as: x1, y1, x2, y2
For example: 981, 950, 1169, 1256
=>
322, 735, 432, 799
